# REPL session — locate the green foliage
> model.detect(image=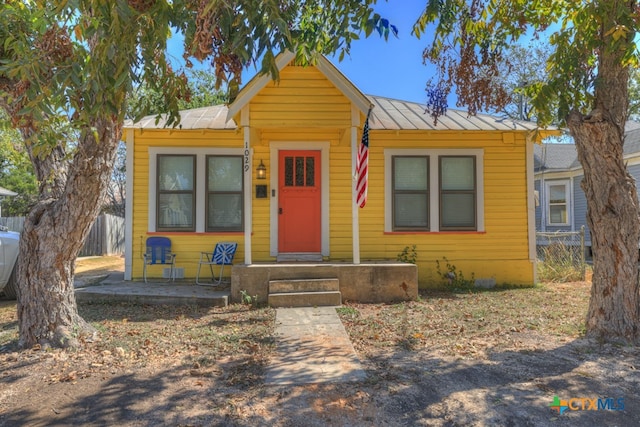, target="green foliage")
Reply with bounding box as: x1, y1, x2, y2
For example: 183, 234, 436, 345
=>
413, 0, 638, 127
0, 113, 37, 216
629, 68, 640, 120
397, 245, 417, 264
240, 290, 258, 308
436, 257, 475, 292
127, 69, 229, 120
336, 306, 360, 319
